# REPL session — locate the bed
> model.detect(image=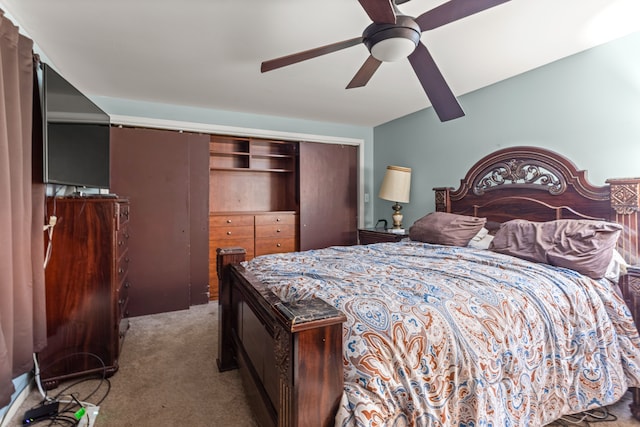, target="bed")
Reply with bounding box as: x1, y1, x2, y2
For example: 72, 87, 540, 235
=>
216, 146, 640, 426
